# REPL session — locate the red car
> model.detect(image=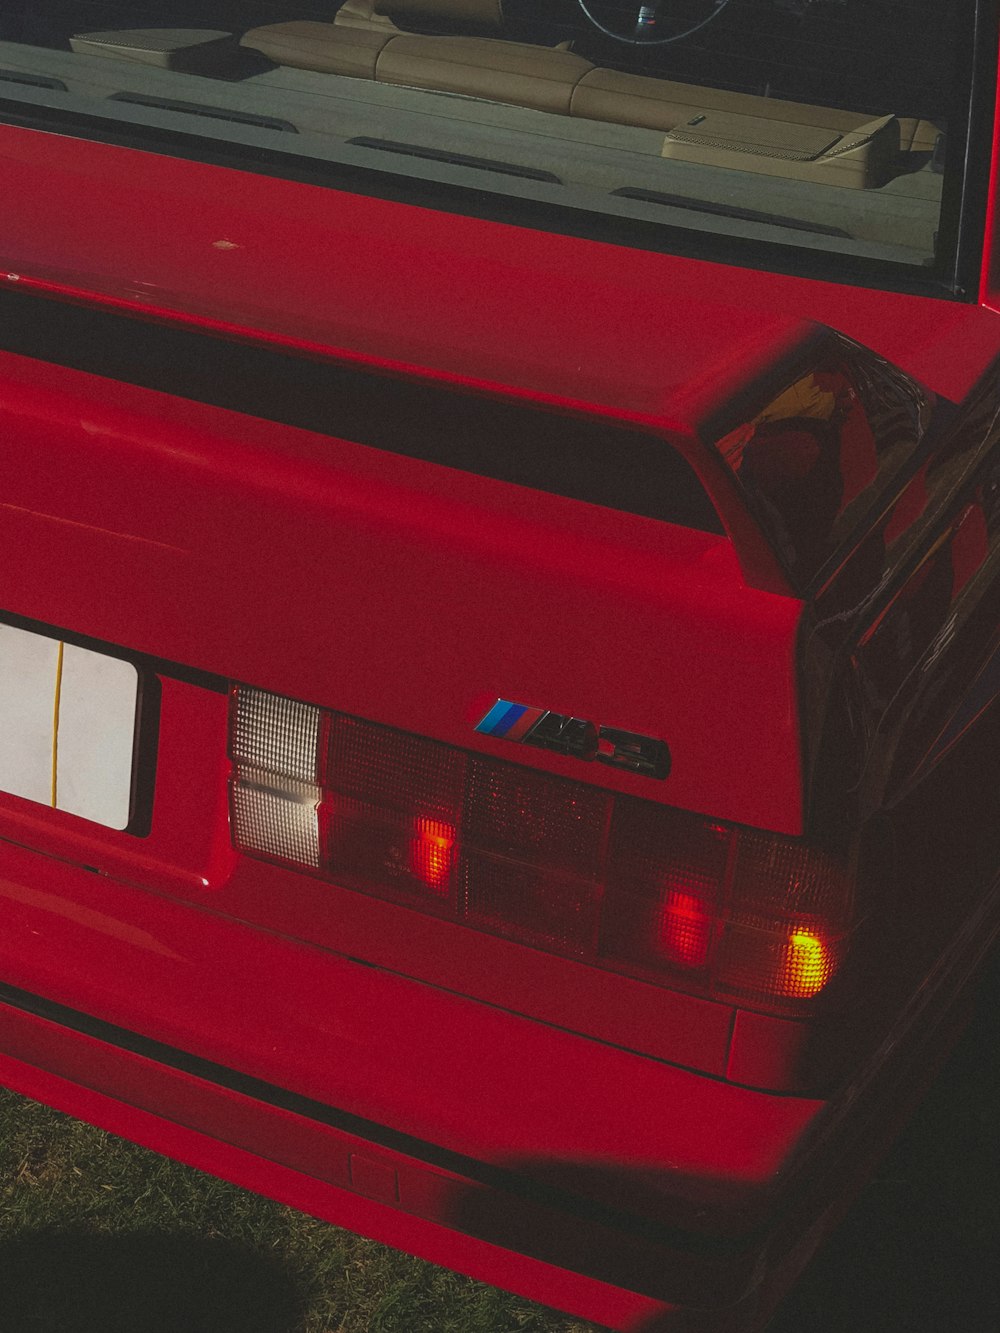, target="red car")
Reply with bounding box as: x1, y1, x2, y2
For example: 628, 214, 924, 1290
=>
0, 3, 998, 1329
